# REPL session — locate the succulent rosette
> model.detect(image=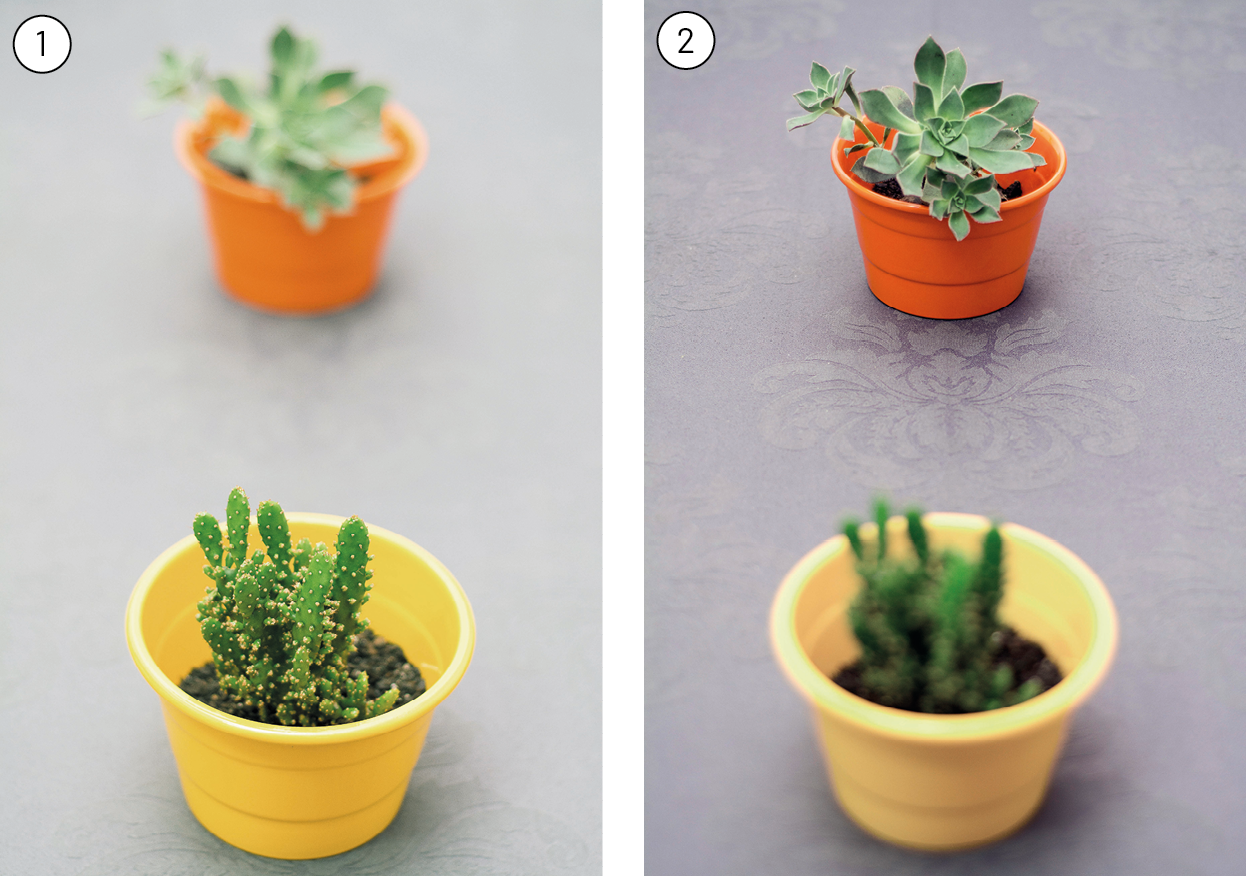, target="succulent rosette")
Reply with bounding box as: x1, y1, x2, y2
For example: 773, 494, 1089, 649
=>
789, 37, 1045, 240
